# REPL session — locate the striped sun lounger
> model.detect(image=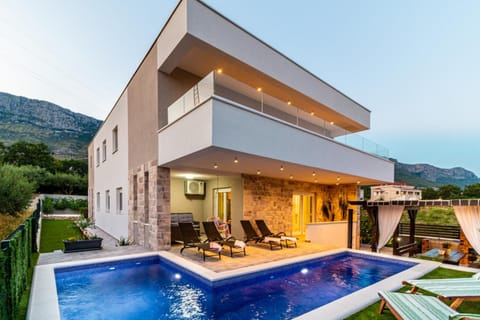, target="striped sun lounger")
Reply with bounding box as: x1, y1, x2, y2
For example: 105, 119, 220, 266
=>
378, 291, 480, 320
403, 273, 480, 309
